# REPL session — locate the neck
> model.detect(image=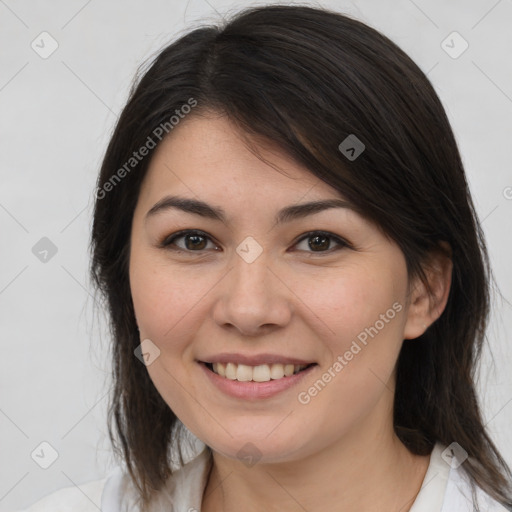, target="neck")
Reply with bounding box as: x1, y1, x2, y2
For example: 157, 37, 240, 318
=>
201, 400, 431, 512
